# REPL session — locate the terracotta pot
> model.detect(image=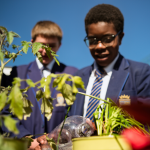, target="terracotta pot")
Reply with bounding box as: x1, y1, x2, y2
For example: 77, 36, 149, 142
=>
72, 136, 132, 150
